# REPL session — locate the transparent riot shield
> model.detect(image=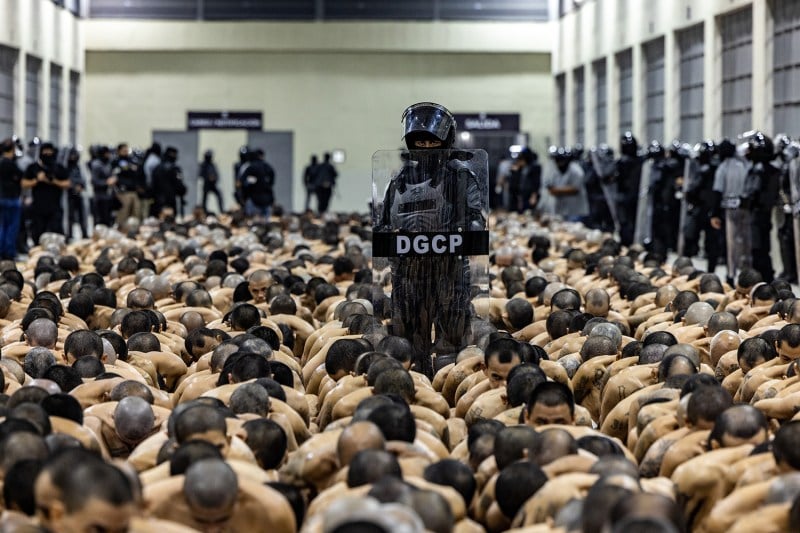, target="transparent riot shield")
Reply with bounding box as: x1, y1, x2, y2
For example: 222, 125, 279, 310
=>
676, 158, 698, 257
789, 156, 800, 283
633, 159, 653, 247
372, 149, 489, 374
590, 151, 621, 234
